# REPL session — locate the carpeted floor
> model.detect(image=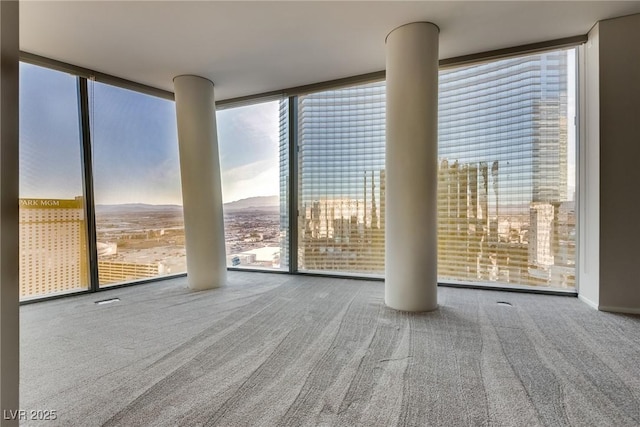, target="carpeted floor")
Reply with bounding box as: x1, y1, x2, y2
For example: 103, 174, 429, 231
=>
20, 272, 640, 426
